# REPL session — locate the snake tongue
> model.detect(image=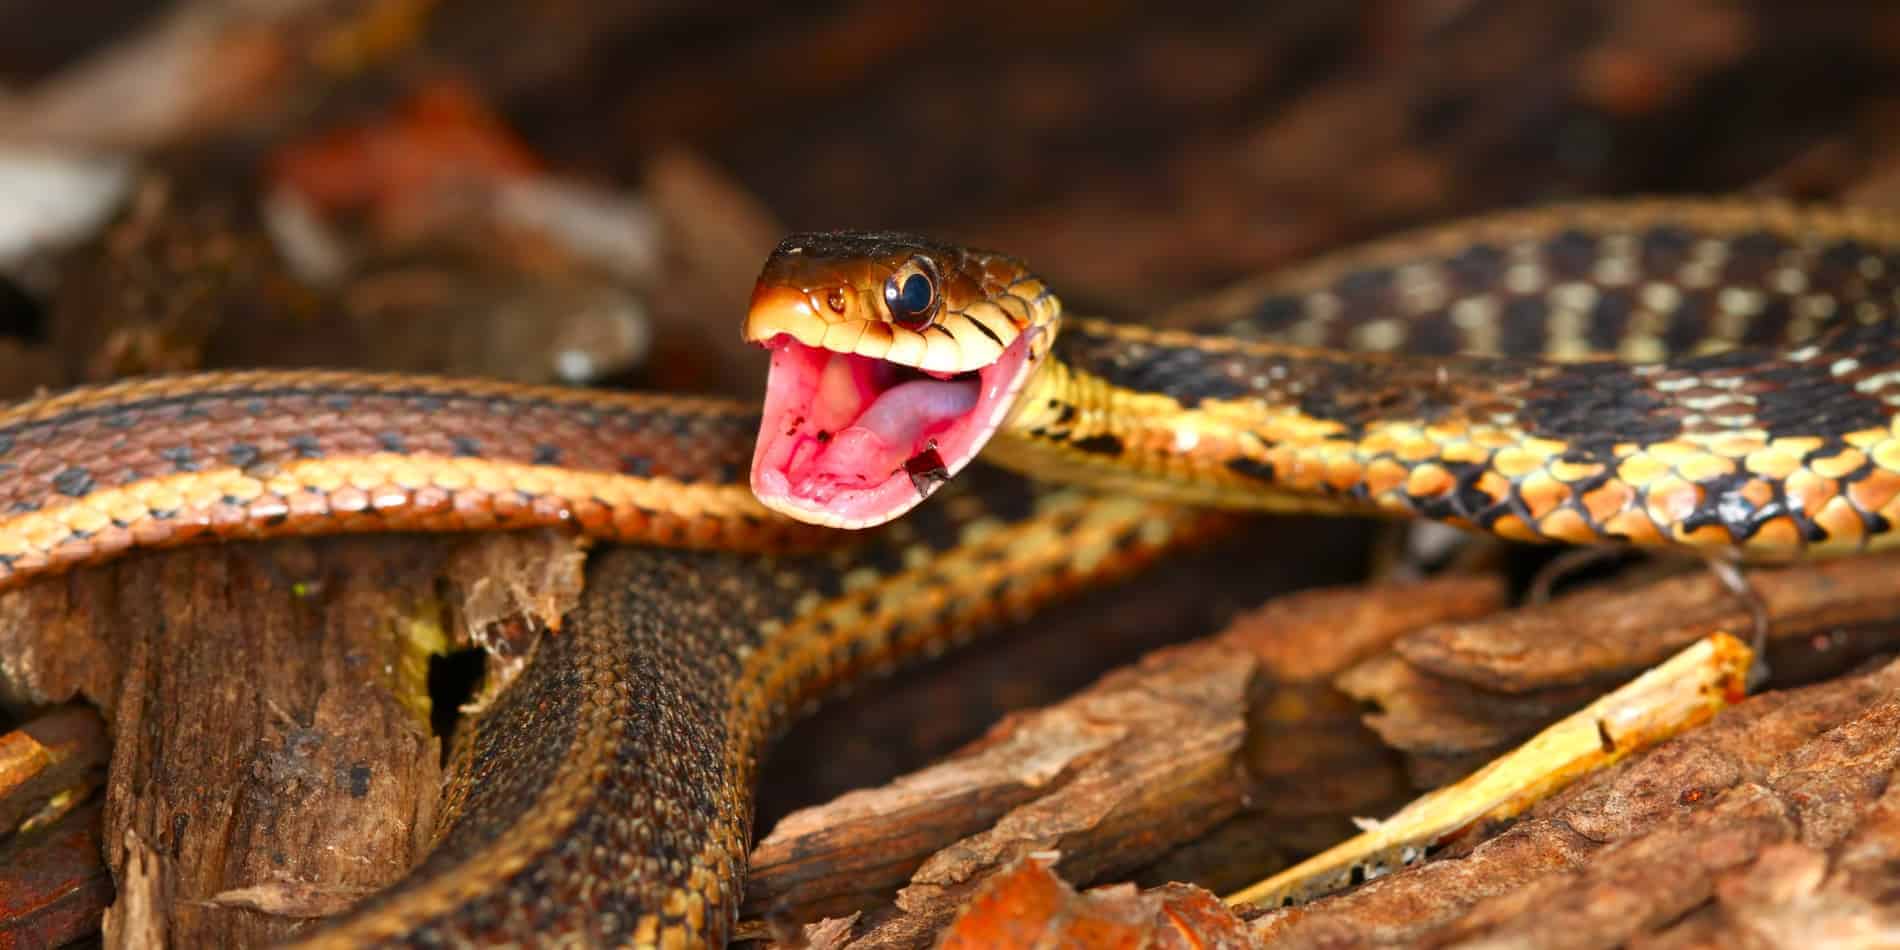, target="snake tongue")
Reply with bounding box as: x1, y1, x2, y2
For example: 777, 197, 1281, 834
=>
802, 377, 977, 497
853, 377, 979, 449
